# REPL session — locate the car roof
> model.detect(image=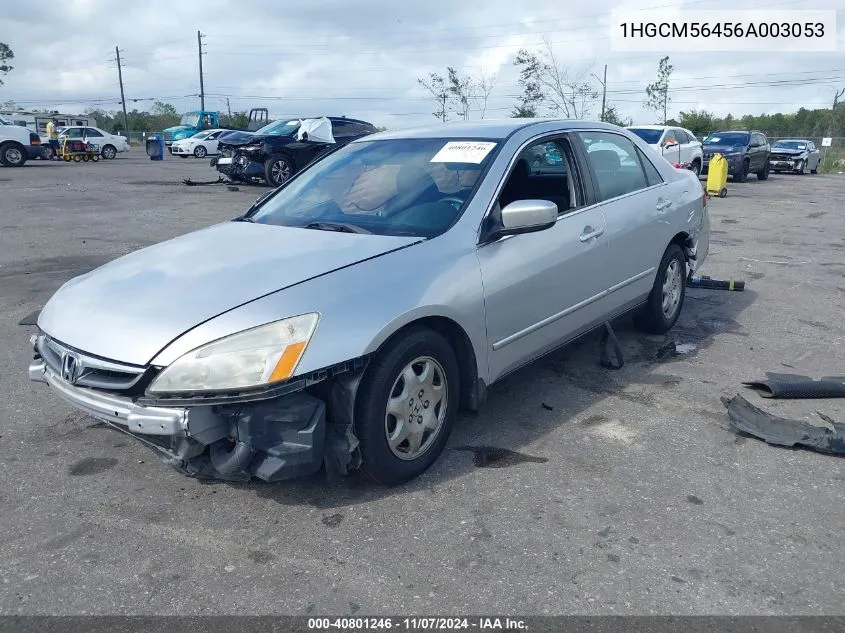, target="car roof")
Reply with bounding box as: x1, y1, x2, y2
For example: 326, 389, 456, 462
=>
366, 118, 621, 141
626, 124, 670, 130
773, 138, 810, 142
